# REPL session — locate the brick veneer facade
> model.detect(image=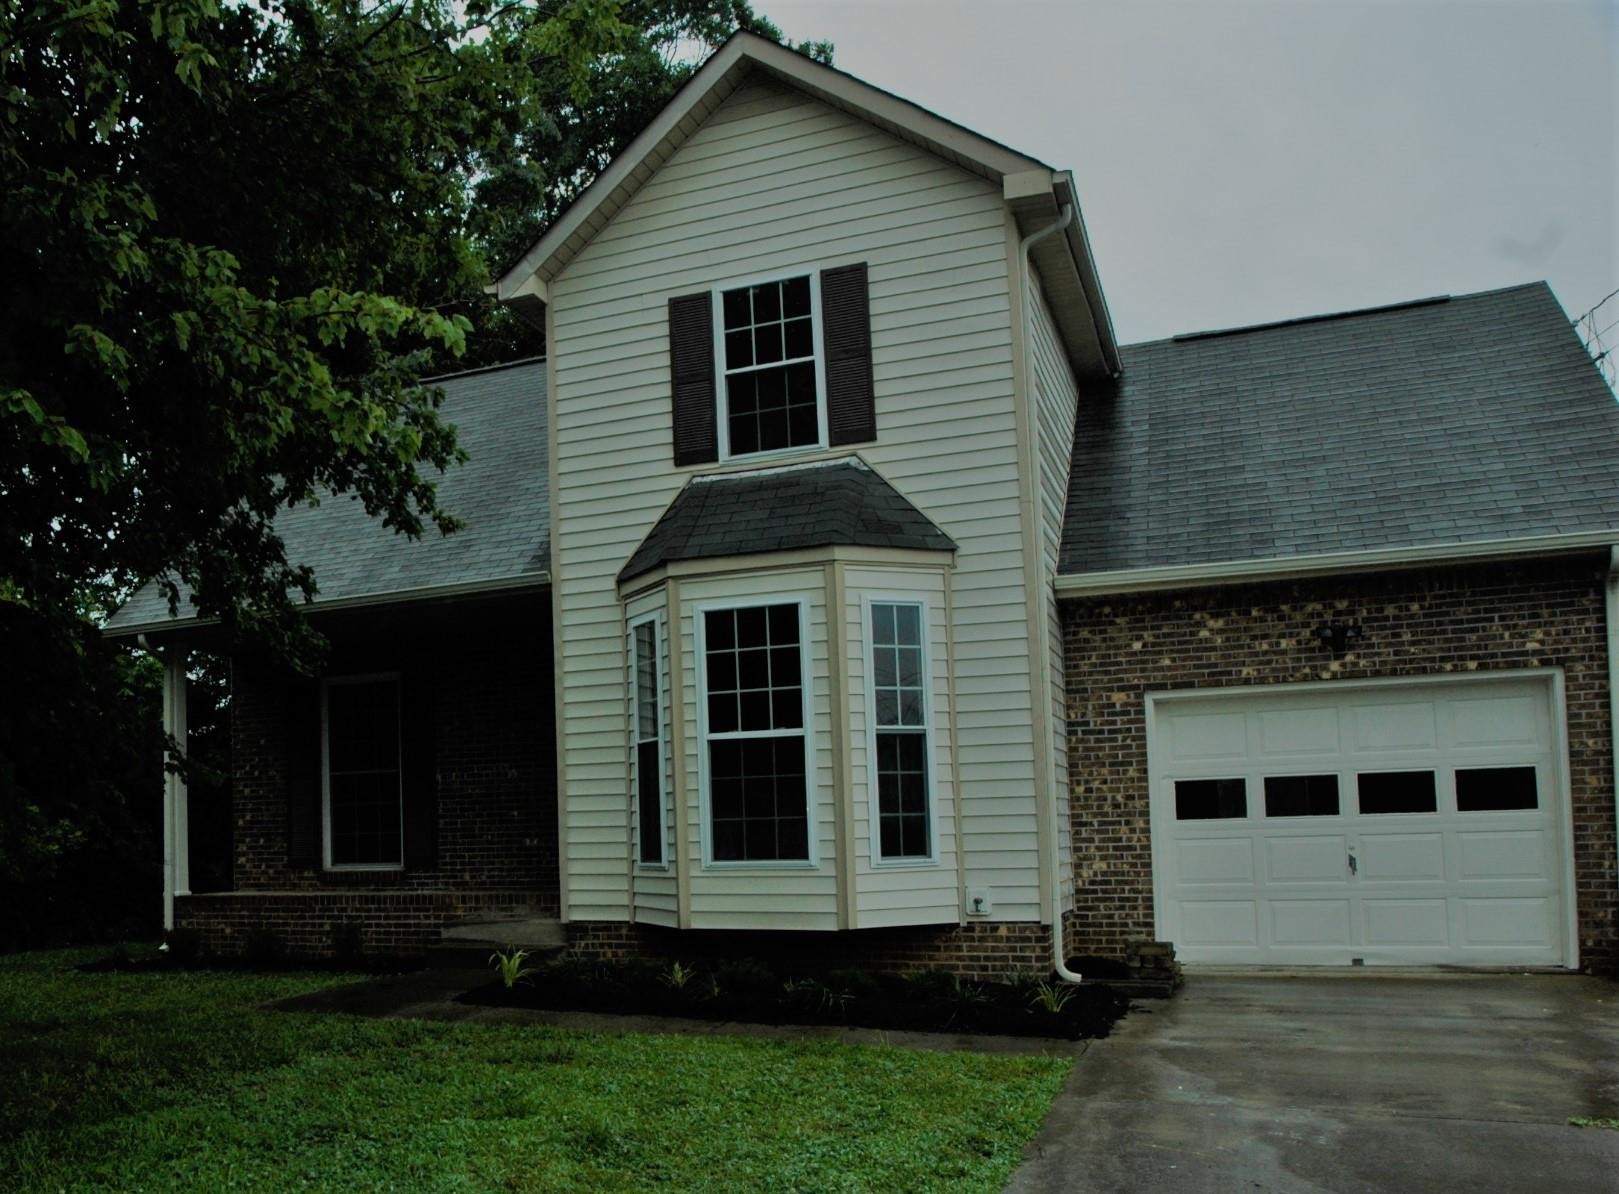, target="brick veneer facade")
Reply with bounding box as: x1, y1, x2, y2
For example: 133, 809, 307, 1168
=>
186, 597, 559, 956
565, 920, 1054, 980
1060, 554, 1618, 975
175, 889, 542, 957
